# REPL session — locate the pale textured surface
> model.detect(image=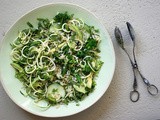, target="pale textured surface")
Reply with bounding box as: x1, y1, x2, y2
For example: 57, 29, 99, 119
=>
0, 0, 160, 120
